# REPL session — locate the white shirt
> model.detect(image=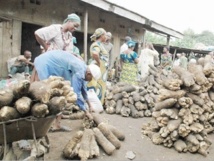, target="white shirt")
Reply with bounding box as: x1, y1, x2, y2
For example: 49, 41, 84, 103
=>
138, 48, 159, 78
120, 43, 128, 54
